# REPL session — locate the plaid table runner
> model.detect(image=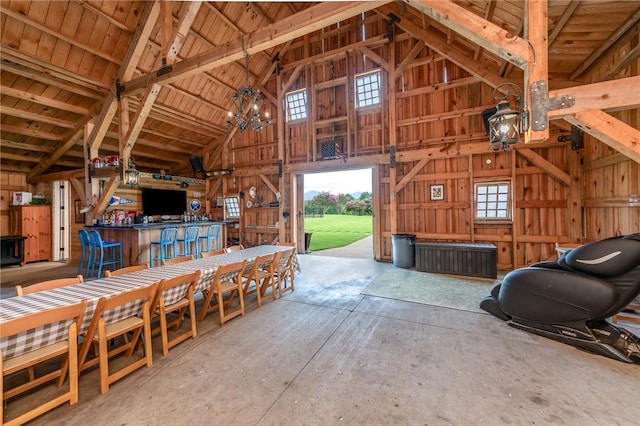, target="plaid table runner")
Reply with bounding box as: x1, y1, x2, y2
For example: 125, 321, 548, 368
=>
1, 245, 299, 360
